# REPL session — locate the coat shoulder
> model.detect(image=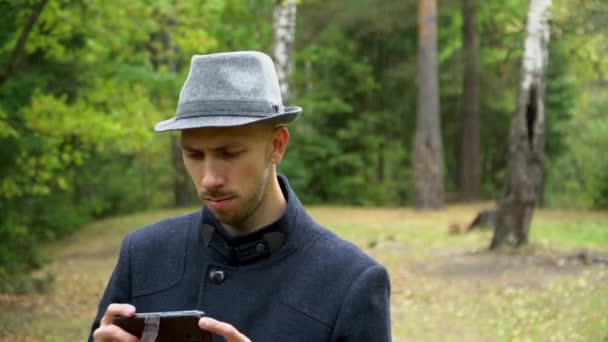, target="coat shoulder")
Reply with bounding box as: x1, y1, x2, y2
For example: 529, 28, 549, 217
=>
309, 222, 380, 269
279, 222, 388, 328
126, 210, 200, 297
128, 210, 199, 243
